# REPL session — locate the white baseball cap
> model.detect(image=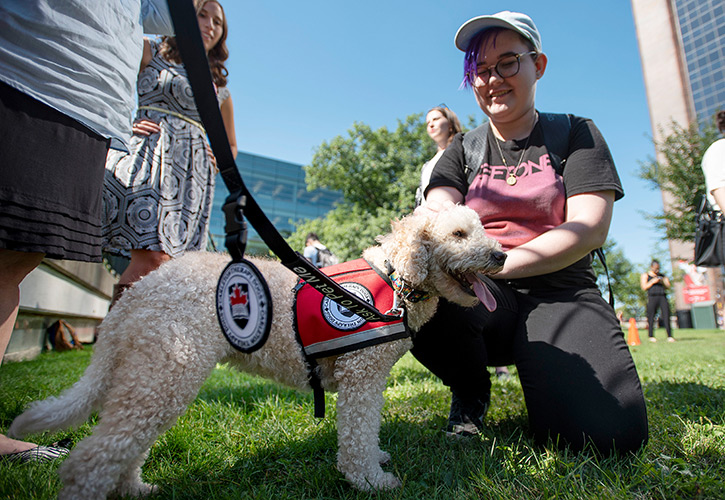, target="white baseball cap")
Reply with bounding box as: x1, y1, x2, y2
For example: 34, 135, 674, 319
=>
454, 11, 542, 53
